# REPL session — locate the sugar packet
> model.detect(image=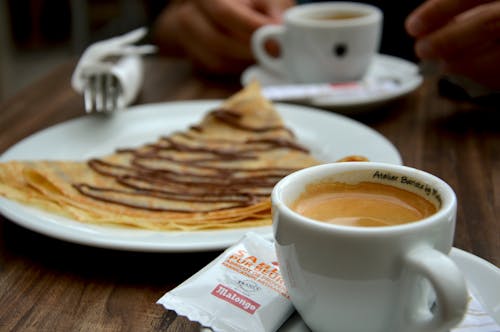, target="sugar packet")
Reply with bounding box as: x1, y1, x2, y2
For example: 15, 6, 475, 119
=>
157, 232, 294, 332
